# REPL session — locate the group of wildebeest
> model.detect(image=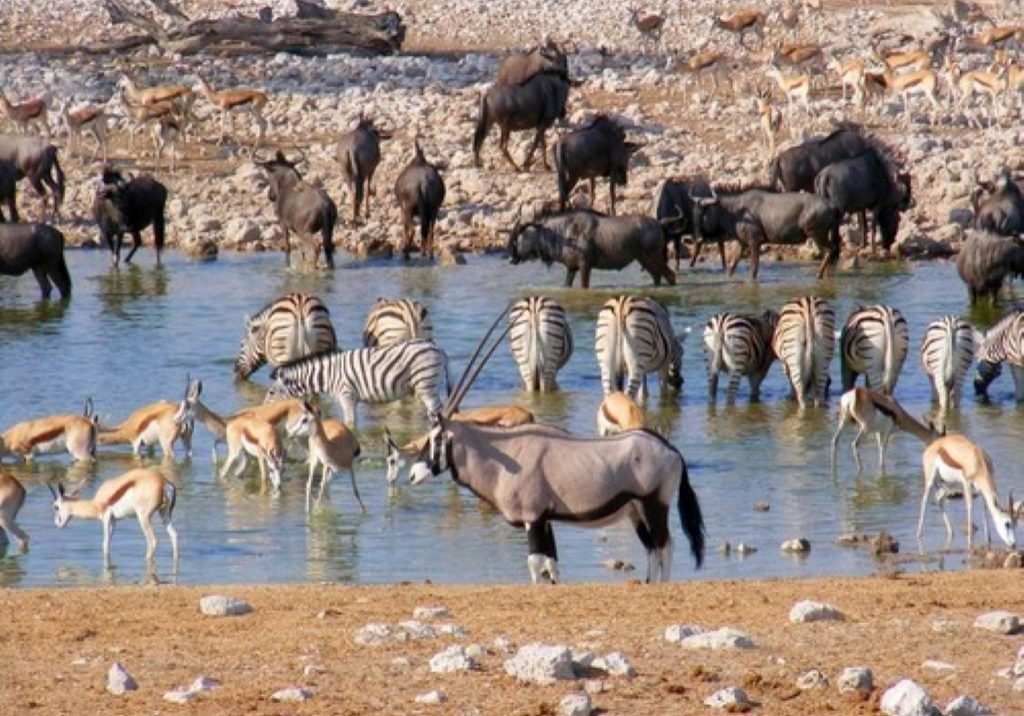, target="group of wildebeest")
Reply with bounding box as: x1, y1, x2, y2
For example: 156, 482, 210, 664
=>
1, 39, 1023, 302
